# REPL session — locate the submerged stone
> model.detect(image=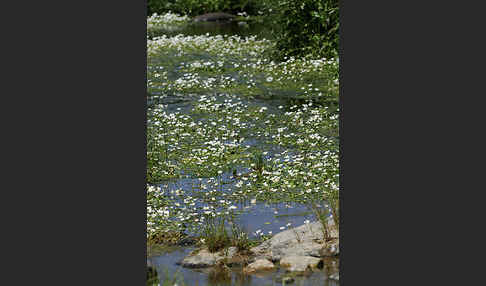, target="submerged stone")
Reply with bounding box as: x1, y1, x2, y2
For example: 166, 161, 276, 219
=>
193, 12, 236, 22
178, 247, 238, 268
329, 272, 339, 281
243, 258, 275, 273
